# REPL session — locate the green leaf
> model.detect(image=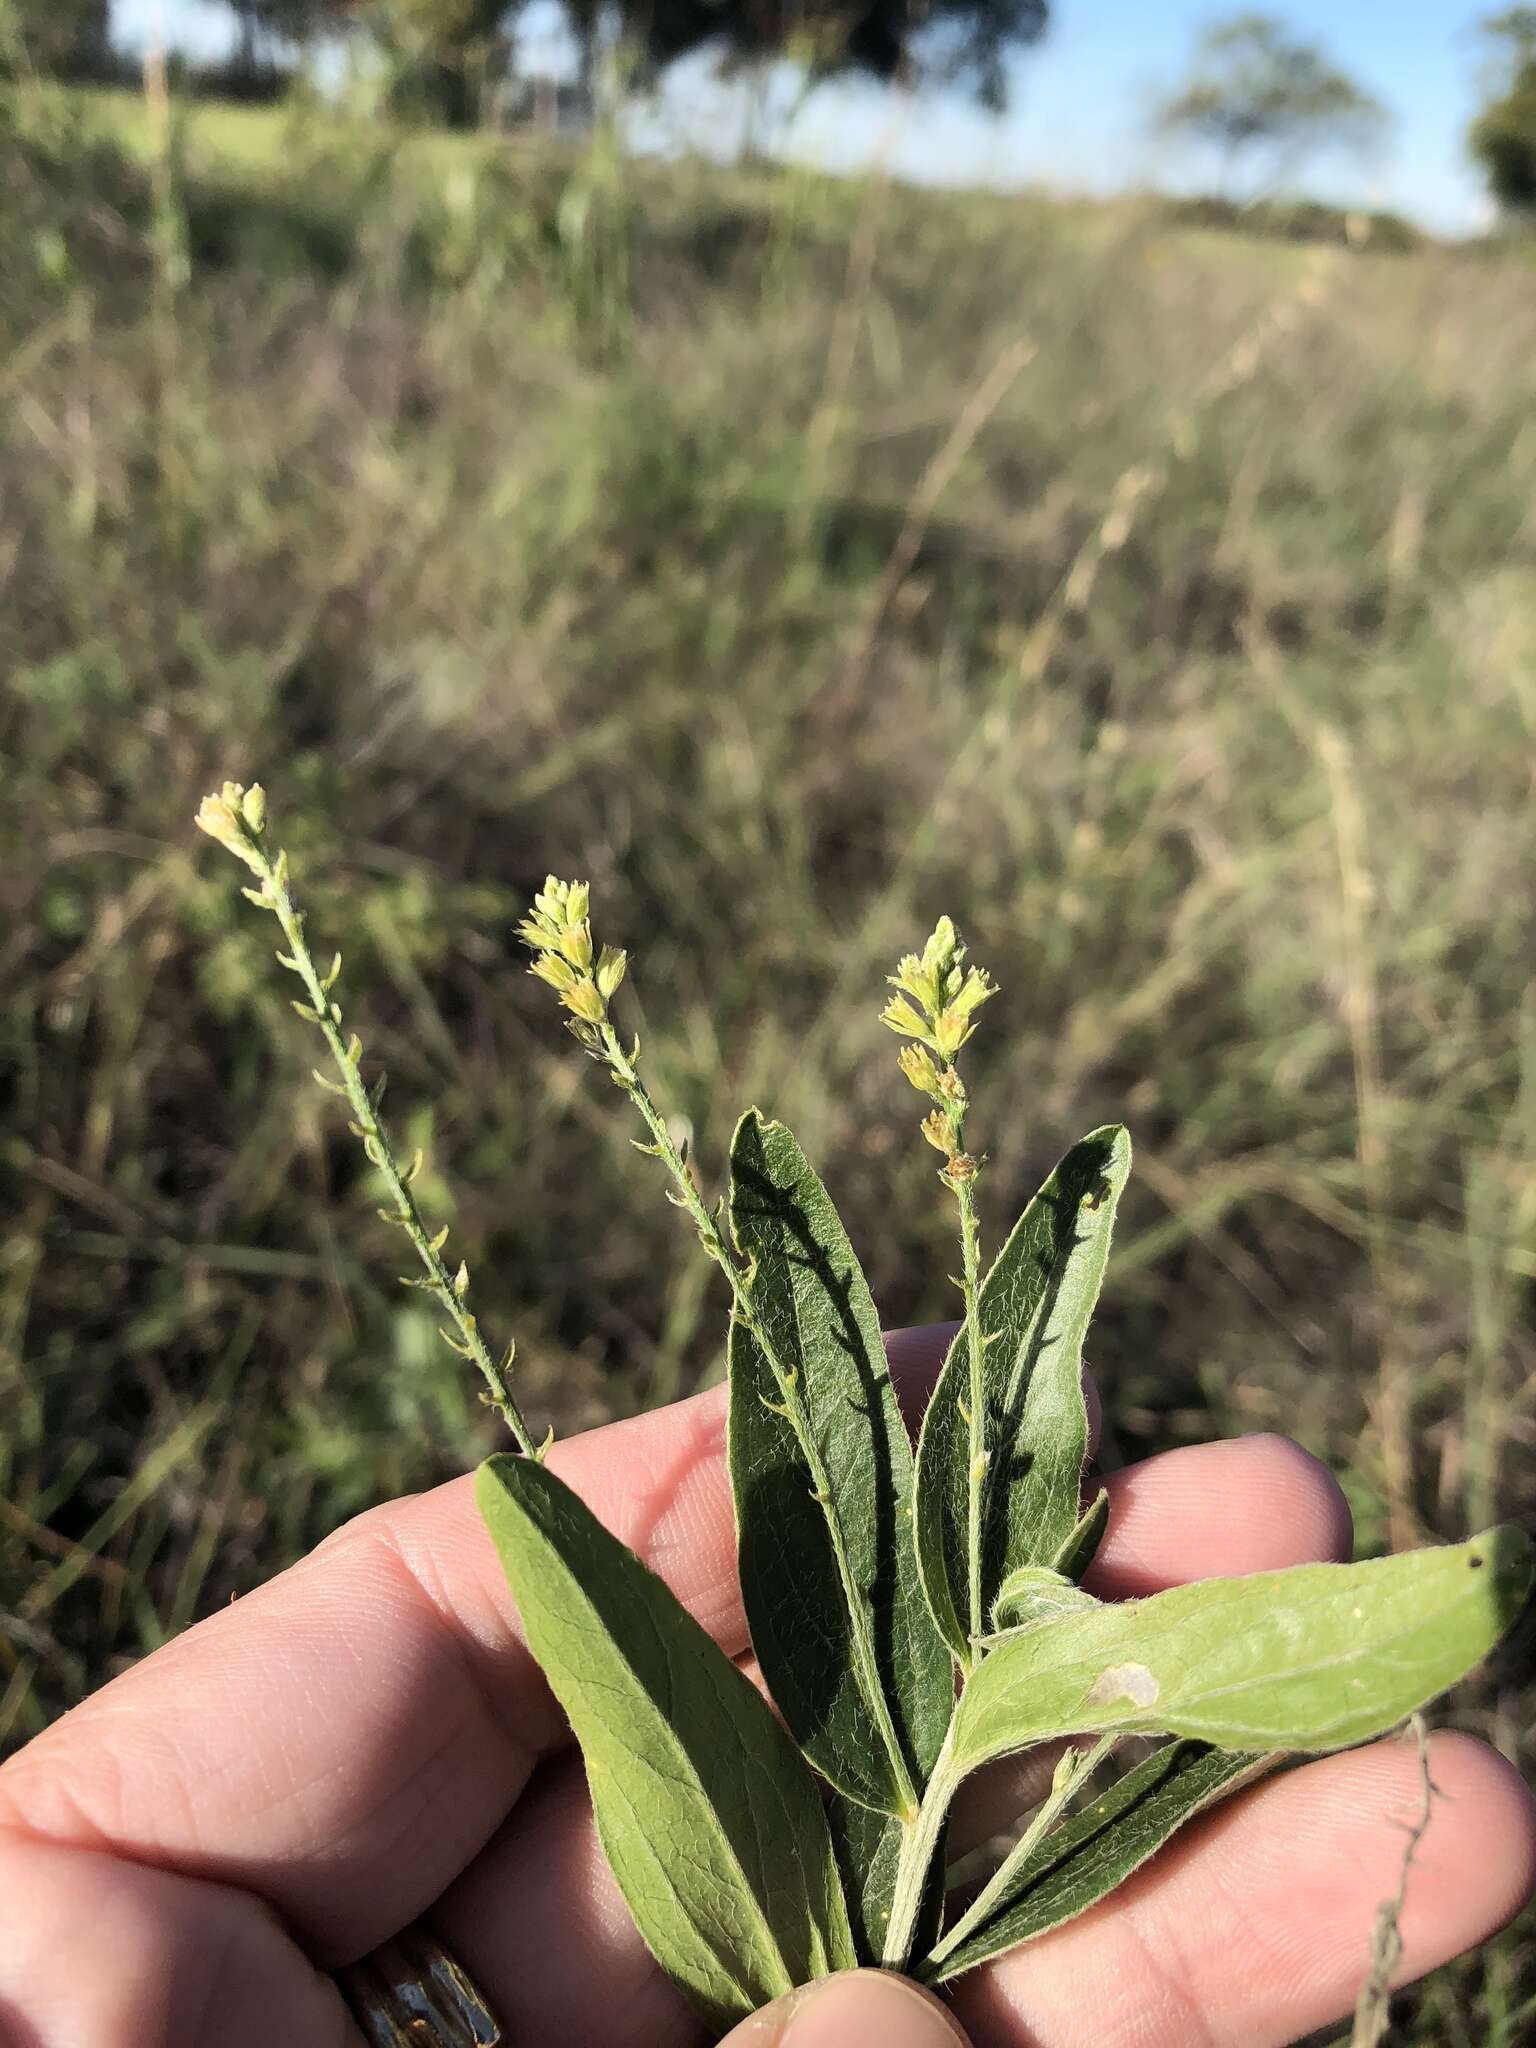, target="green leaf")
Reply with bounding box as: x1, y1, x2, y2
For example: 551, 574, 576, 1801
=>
914, 1126, 1131, 1662
951, 1529, 1532, 1772
475, 1455, 856, 2032
923, 1743, 1274, 1984
989, 1565, 1098, 1632
1050, 1487, 1110, 1584
728, 1110, 952, 1814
